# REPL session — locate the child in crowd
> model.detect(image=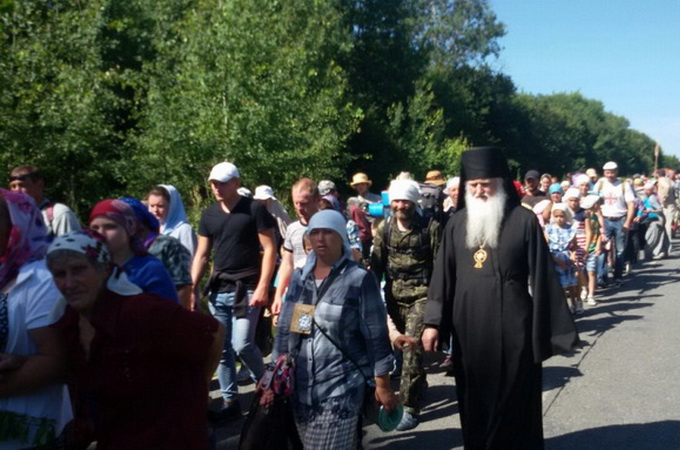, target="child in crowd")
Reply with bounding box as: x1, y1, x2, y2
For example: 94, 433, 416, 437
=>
564, 188, 588, 301
581, 195, 602, 305
545, 203, 583, 314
